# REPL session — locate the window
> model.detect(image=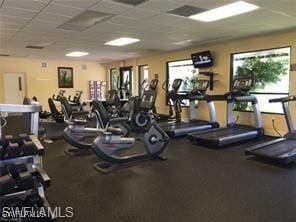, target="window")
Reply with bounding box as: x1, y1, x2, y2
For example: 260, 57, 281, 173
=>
231, 47, 290, 114
138, 65, 149, 96
167, 59, 198, 106
109, 68, 118, 90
